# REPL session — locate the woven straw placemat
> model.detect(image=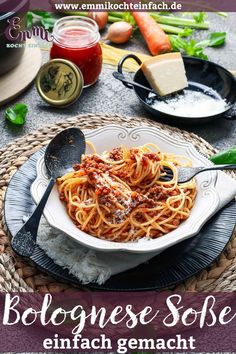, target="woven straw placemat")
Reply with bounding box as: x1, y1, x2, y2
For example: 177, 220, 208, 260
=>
0, 113, 236, 292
